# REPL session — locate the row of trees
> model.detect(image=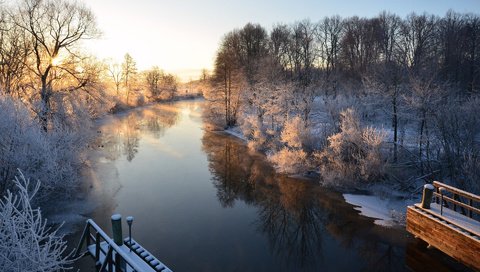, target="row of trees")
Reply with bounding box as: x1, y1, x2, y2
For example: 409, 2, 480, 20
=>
107, 54, 178, 107
0, 0, 178, 129
205, 11, 480, 192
